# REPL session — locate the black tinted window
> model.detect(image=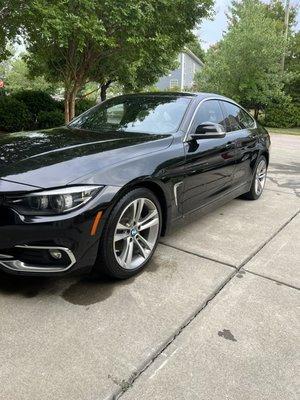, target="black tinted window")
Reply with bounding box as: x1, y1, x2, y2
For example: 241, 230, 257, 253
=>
238, 109, 255, 129
69, 95, 191, 134
193, 100, 226, 128
222, 102, 242, 131
222, 102, 254, 131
